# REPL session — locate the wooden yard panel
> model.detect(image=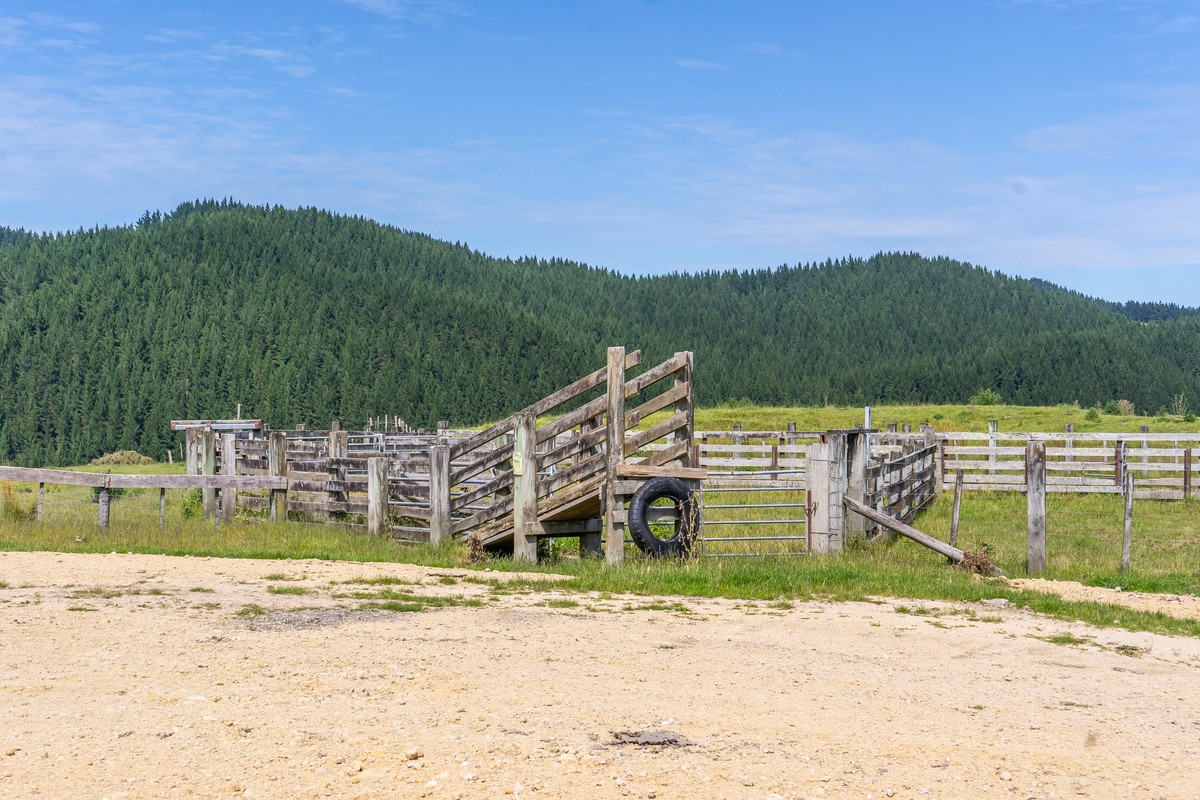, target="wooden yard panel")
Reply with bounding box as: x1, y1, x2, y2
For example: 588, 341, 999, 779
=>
623, 410, 689, 456
449, 442, 516, 486
536, 454, 607, 499
622, 352, 687, 400
538, 426, 608, 472
450, 349, 641, 460
450, 471, 514, 512
624, 382, 689, 429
